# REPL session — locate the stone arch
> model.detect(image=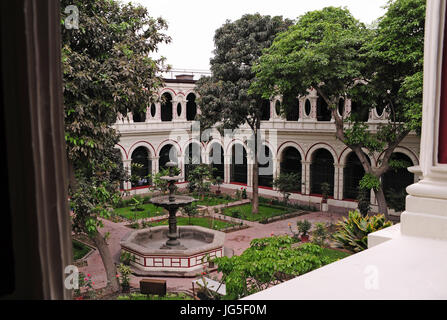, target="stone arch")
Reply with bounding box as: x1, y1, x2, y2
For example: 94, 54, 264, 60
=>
161, 92, 173, 121
258, 144, 274, 187
230, 142, 248, 184
208, 141, 225, 180
305, 143, 339, 164
377, 146, 419, 167
183, 141, 203, 181
186, 93, 197, 121
130, 146, 152, 187
342, 151, 371, 200
116, 143, 128, 160
128, 141, 156, 161
309, 148, 335, 196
